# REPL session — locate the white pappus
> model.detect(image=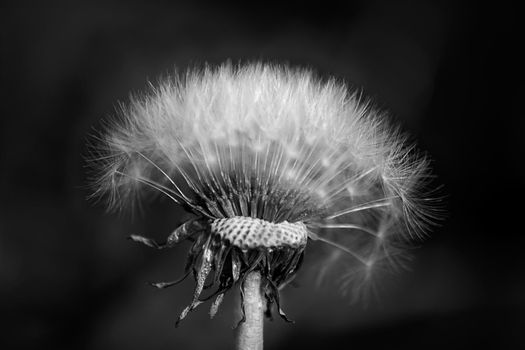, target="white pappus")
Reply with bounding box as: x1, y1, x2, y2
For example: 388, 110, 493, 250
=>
88, 62, 438, 324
